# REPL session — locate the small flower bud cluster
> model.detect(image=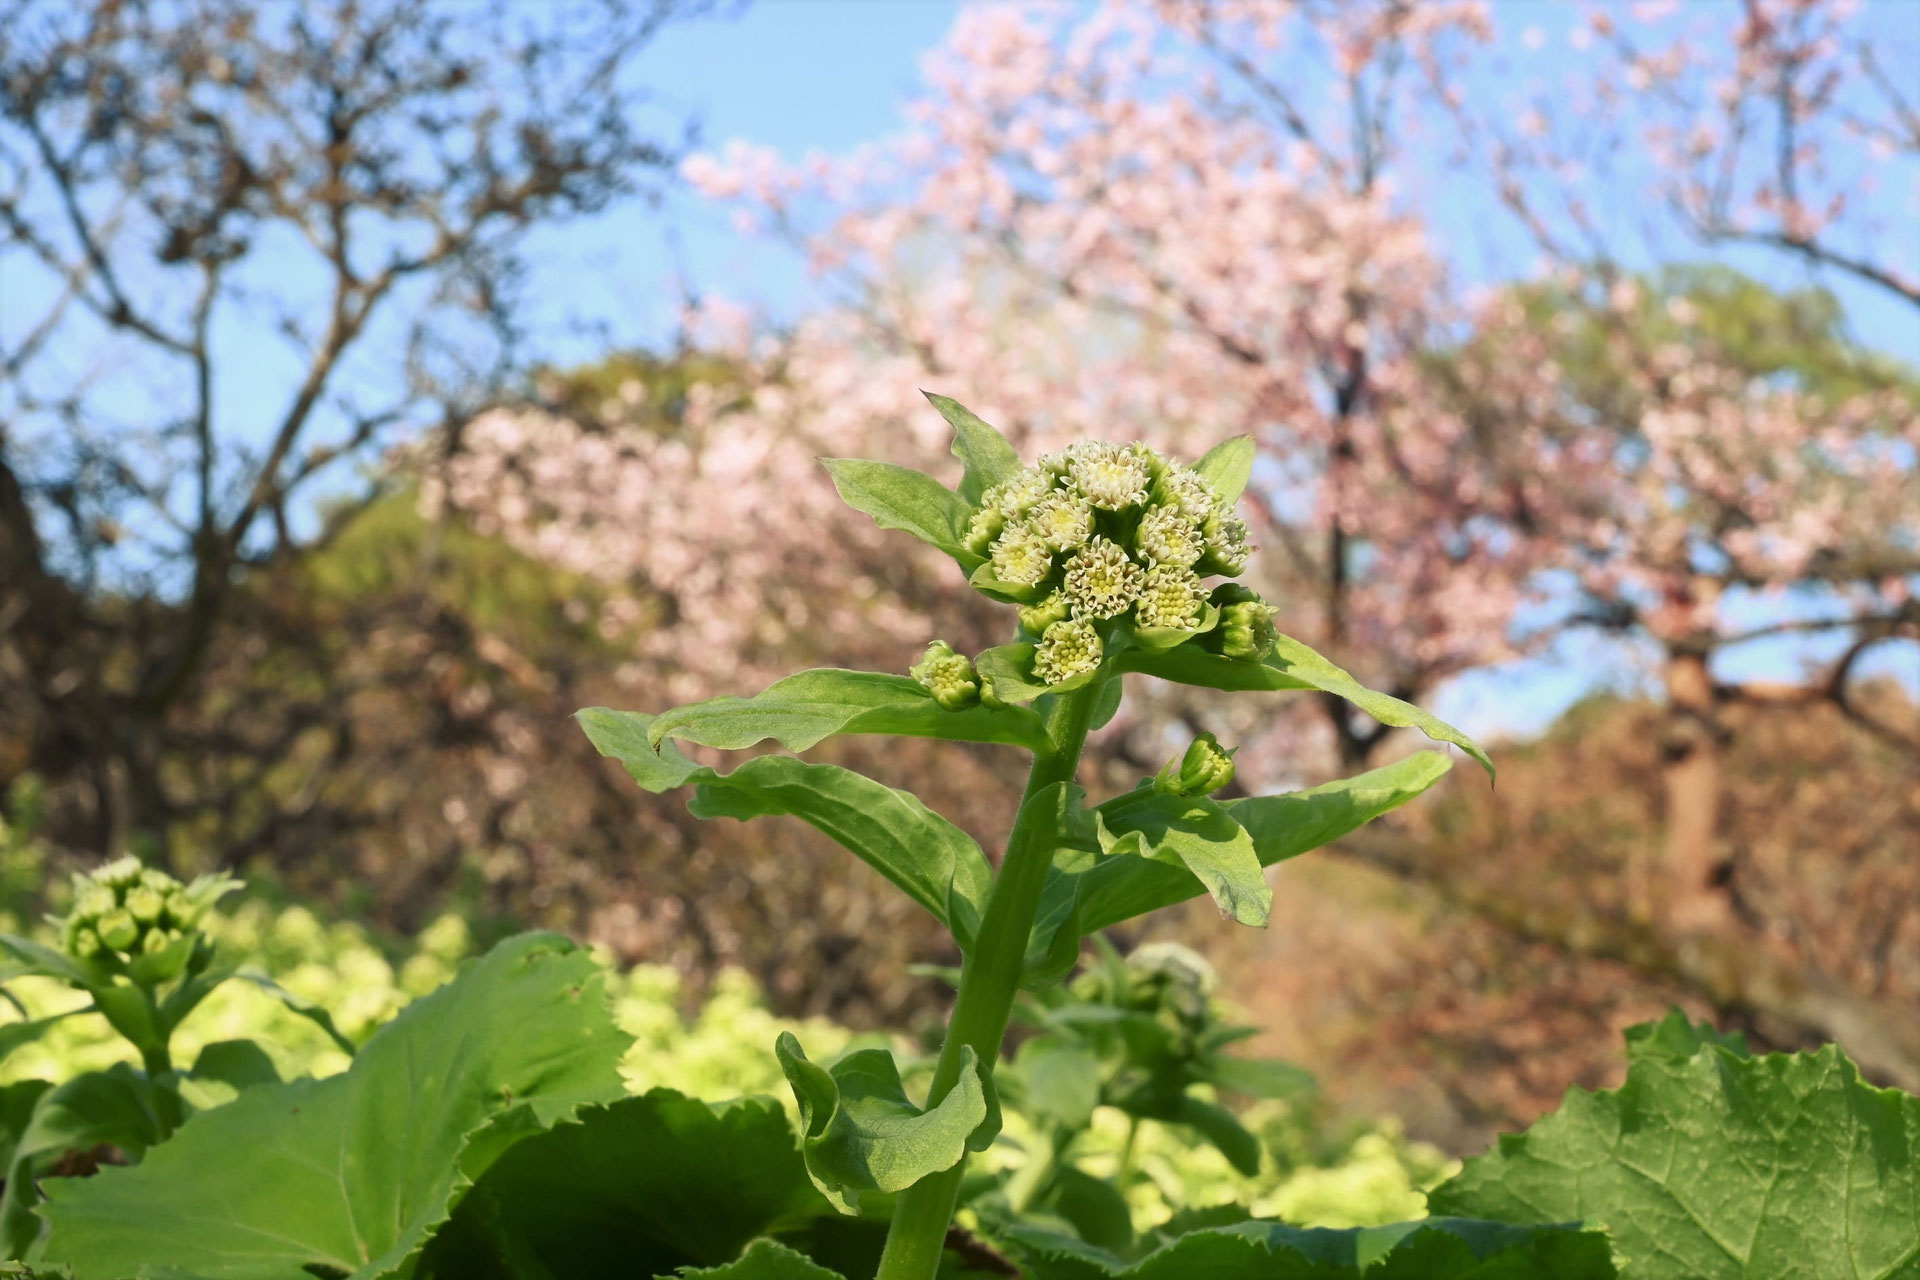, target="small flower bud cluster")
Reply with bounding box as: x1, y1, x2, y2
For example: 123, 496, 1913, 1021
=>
910, 641, 980, 710
1123, 940, 1217, 1028
58, 857, 228, 977
1154, 732, 1237, 797
962, 440, 1267, 684
1205, 584, 1279, 662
